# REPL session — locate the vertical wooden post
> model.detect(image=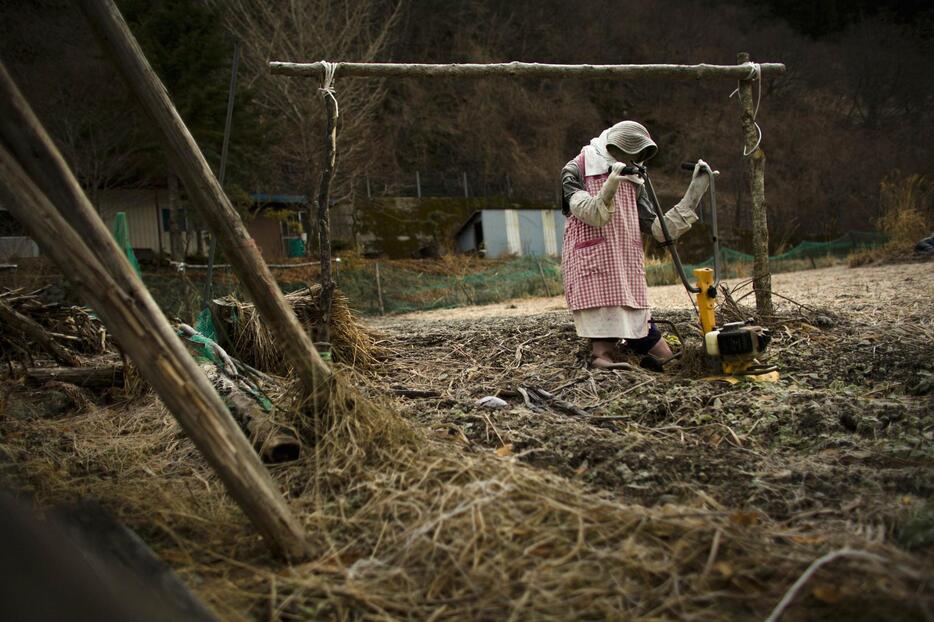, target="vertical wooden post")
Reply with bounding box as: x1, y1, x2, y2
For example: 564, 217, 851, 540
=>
374, 261, 385, 316
76, 0, 332, 408
737, 52, 773, 316
167, 169, 183, 261
0, 141, 309, 560
315, 88, 338, 351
